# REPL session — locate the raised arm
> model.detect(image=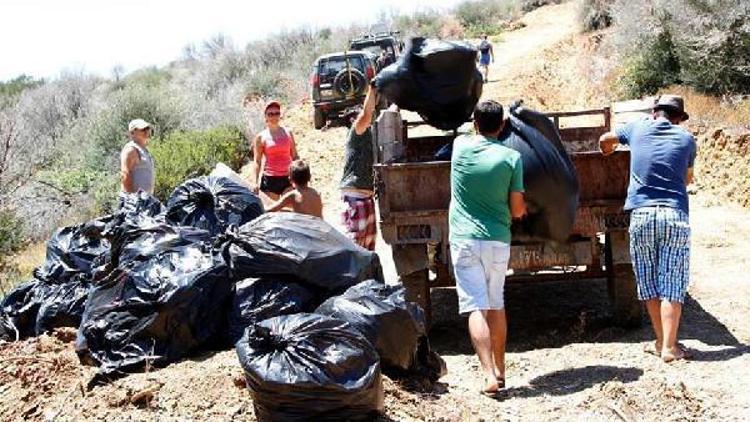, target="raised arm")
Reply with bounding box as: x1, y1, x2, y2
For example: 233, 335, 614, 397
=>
599, 131, 619, 156
353, 85, 379, 136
